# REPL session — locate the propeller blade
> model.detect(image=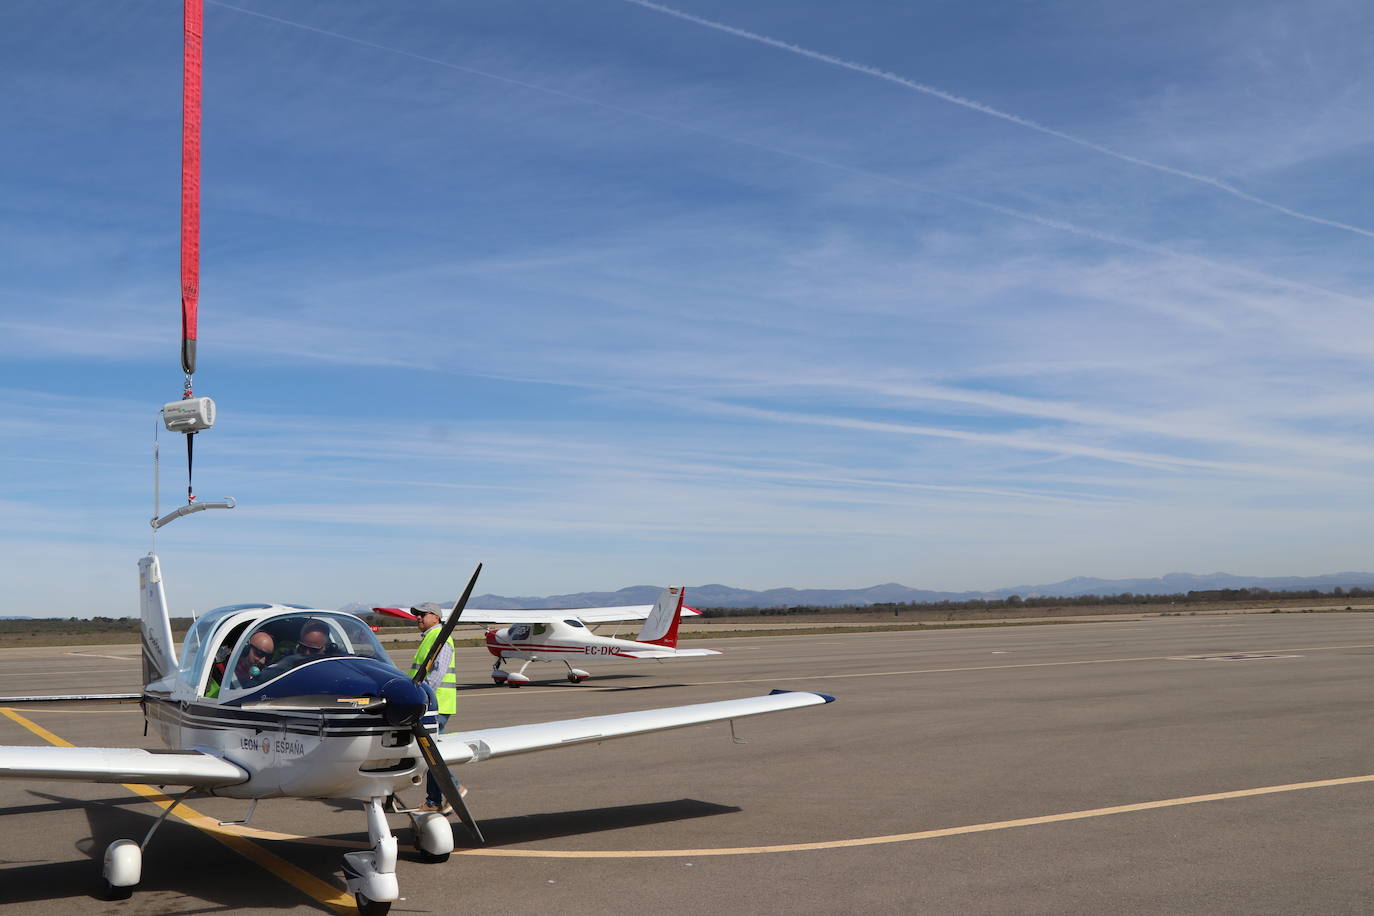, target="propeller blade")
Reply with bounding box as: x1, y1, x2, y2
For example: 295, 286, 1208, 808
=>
411, 563, 482, 686
412, 724, 483, 843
